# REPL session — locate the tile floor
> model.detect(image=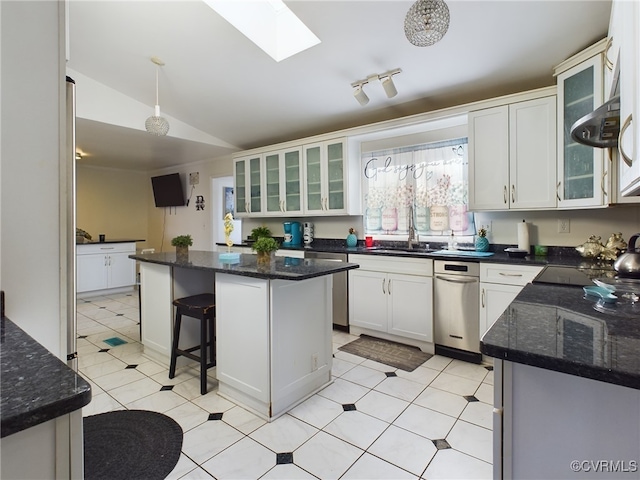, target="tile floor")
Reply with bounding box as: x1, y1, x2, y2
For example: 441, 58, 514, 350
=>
77, 291, 494, 480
